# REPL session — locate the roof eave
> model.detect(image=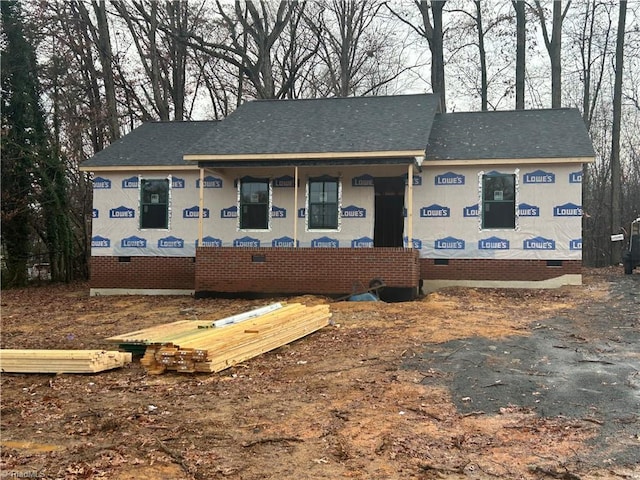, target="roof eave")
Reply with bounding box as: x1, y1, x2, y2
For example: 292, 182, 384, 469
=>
79, 164, 200, 172
183, 150, 425, 162
423, 156, 595, 166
